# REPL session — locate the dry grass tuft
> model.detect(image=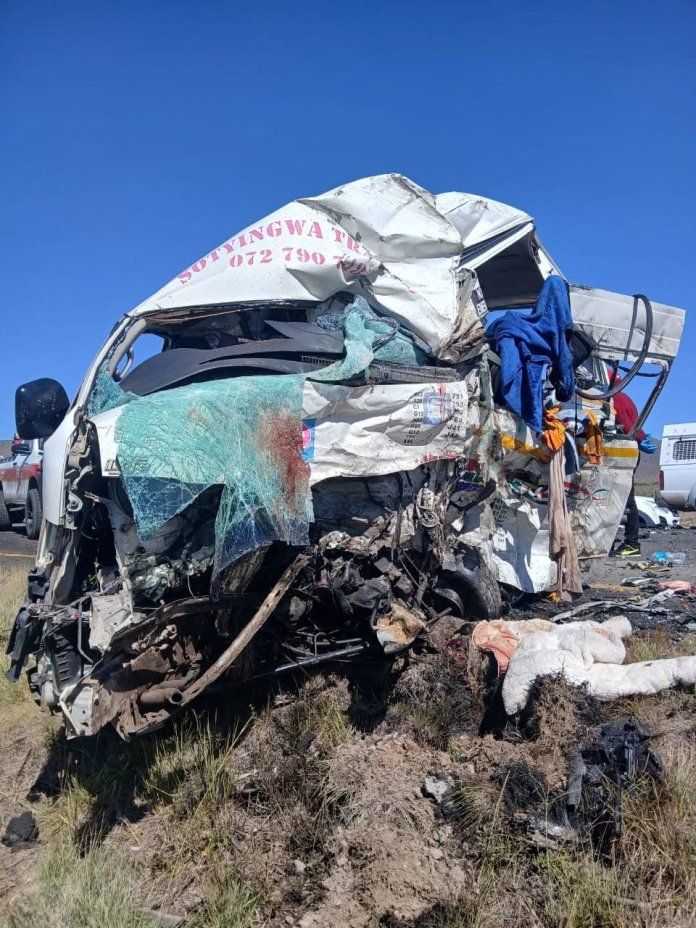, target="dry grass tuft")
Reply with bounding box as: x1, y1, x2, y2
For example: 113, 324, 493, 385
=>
0, 564, 27, 630
625, 627, 696, 663
237, 682, 353, 853
6, 845, 160, 928
143, 712, 244, 818
0, 565, 31, 713
385, 651, 480, 749
188, 868, 260, 928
